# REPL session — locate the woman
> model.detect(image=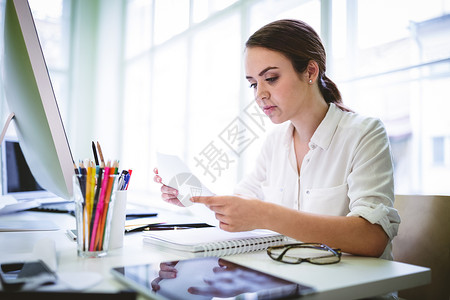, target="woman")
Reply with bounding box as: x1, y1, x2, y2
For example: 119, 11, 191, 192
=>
154, 19, 400, 259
